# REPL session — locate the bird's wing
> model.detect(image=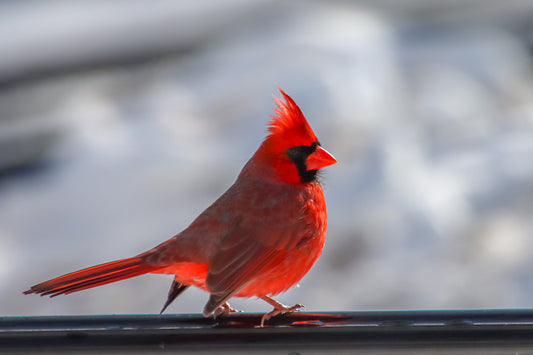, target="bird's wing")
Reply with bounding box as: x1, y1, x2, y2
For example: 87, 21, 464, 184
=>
206, 227, 288, 292
202, 209, 301, 315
